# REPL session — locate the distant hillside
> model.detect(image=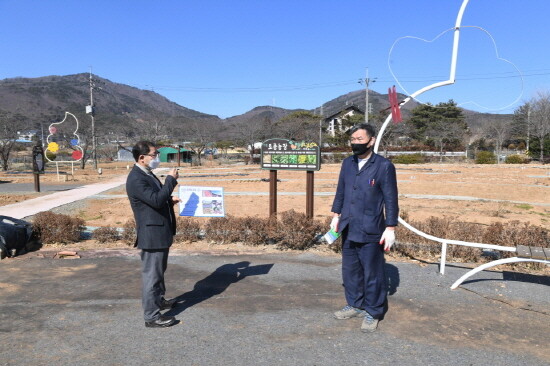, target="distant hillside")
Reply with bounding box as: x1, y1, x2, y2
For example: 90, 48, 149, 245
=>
0, 73, 513, 143
0, 74, 221, 136
315, 89, 420, 119
224, 105, 298, 126
463, 110, 513, 139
